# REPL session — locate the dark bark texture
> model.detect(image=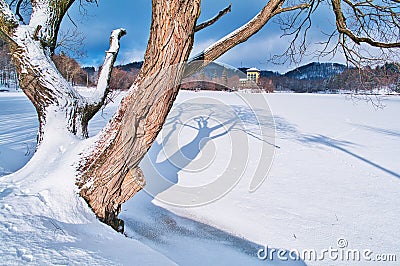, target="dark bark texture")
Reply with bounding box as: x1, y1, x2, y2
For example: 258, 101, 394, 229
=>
77, 0, 202, 231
